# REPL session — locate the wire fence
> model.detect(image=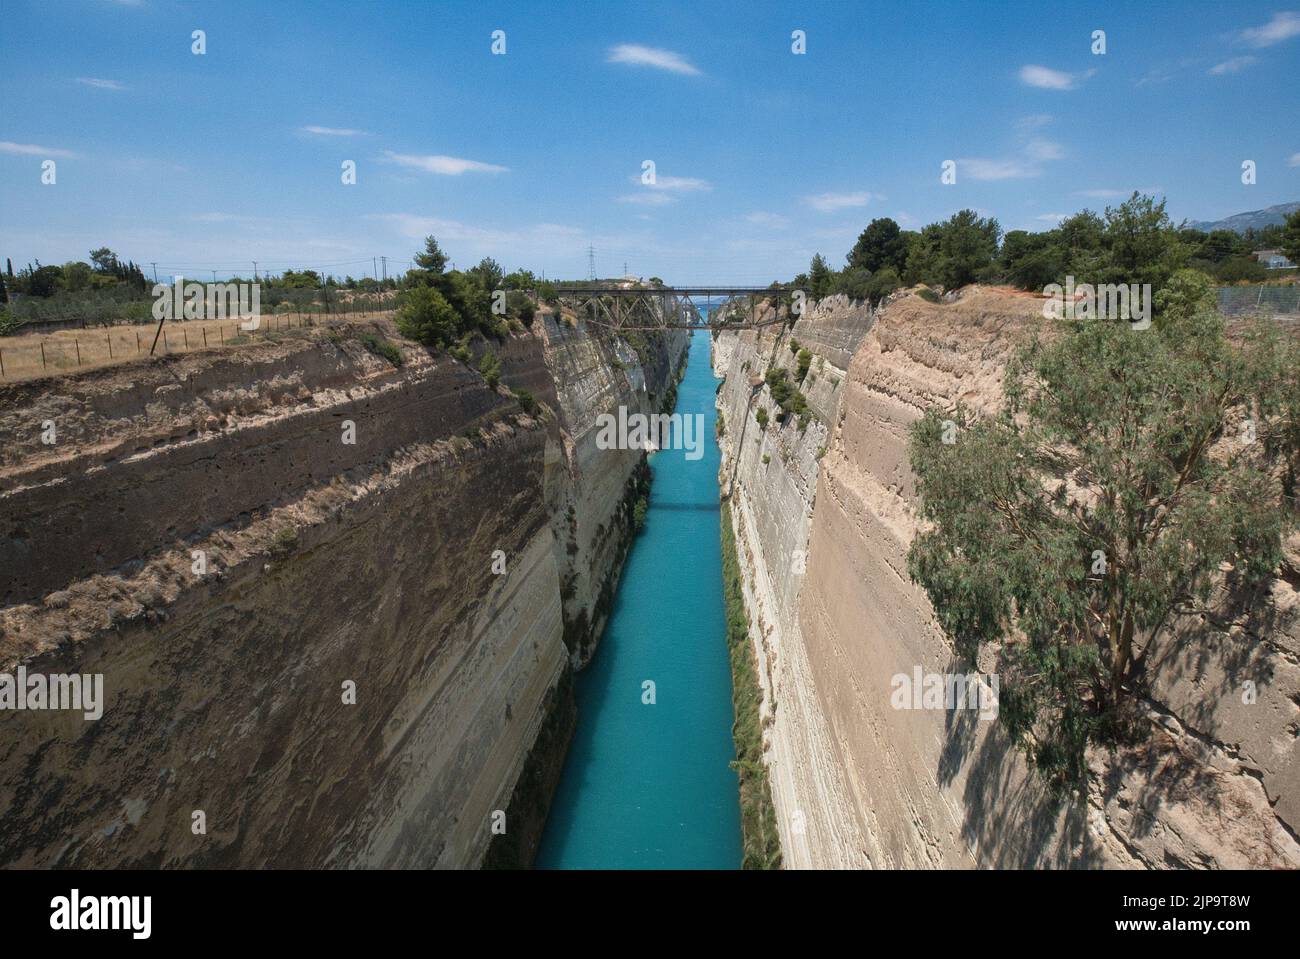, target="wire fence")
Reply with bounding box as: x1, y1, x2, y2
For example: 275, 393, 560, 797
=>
1217, 285, 1300, 316
0, 305, 396, 383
